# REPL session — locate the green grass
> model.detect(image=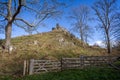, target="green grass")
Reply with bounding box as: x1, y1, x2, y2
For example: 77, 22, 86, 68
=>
0, 27, 116, 77
0, 68, 120, 80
